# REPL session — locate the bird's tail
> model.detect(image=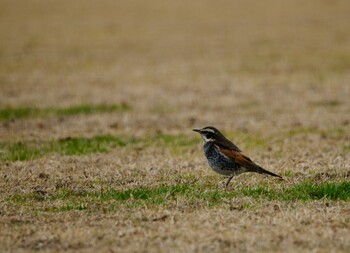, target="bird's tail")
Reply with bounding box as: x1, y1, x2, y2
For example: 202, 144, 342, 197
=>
255, 166, 284, 180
